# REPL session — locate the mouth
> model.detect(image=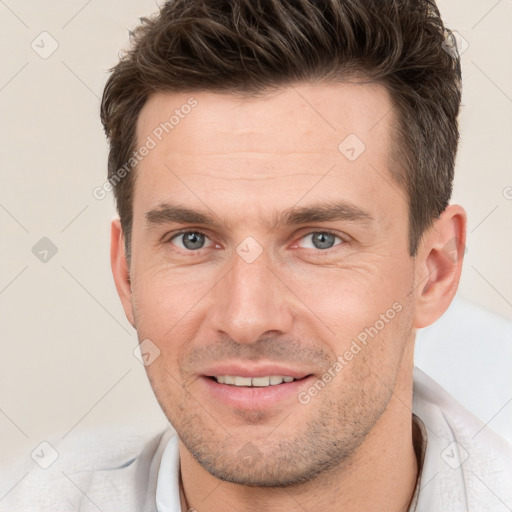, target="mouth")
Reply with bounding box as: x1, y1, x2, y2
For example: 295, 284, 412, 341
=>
209, 375, 299, 387
200, 368, 314, 410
